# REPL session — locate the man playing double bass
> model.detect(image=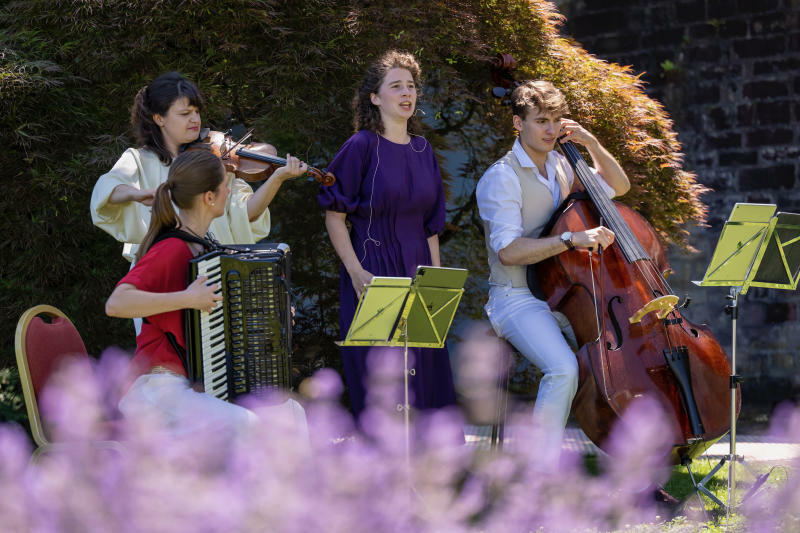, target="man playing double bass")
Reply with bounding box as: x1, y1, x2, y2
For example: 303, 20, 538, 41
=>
476, 80, 630, 466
